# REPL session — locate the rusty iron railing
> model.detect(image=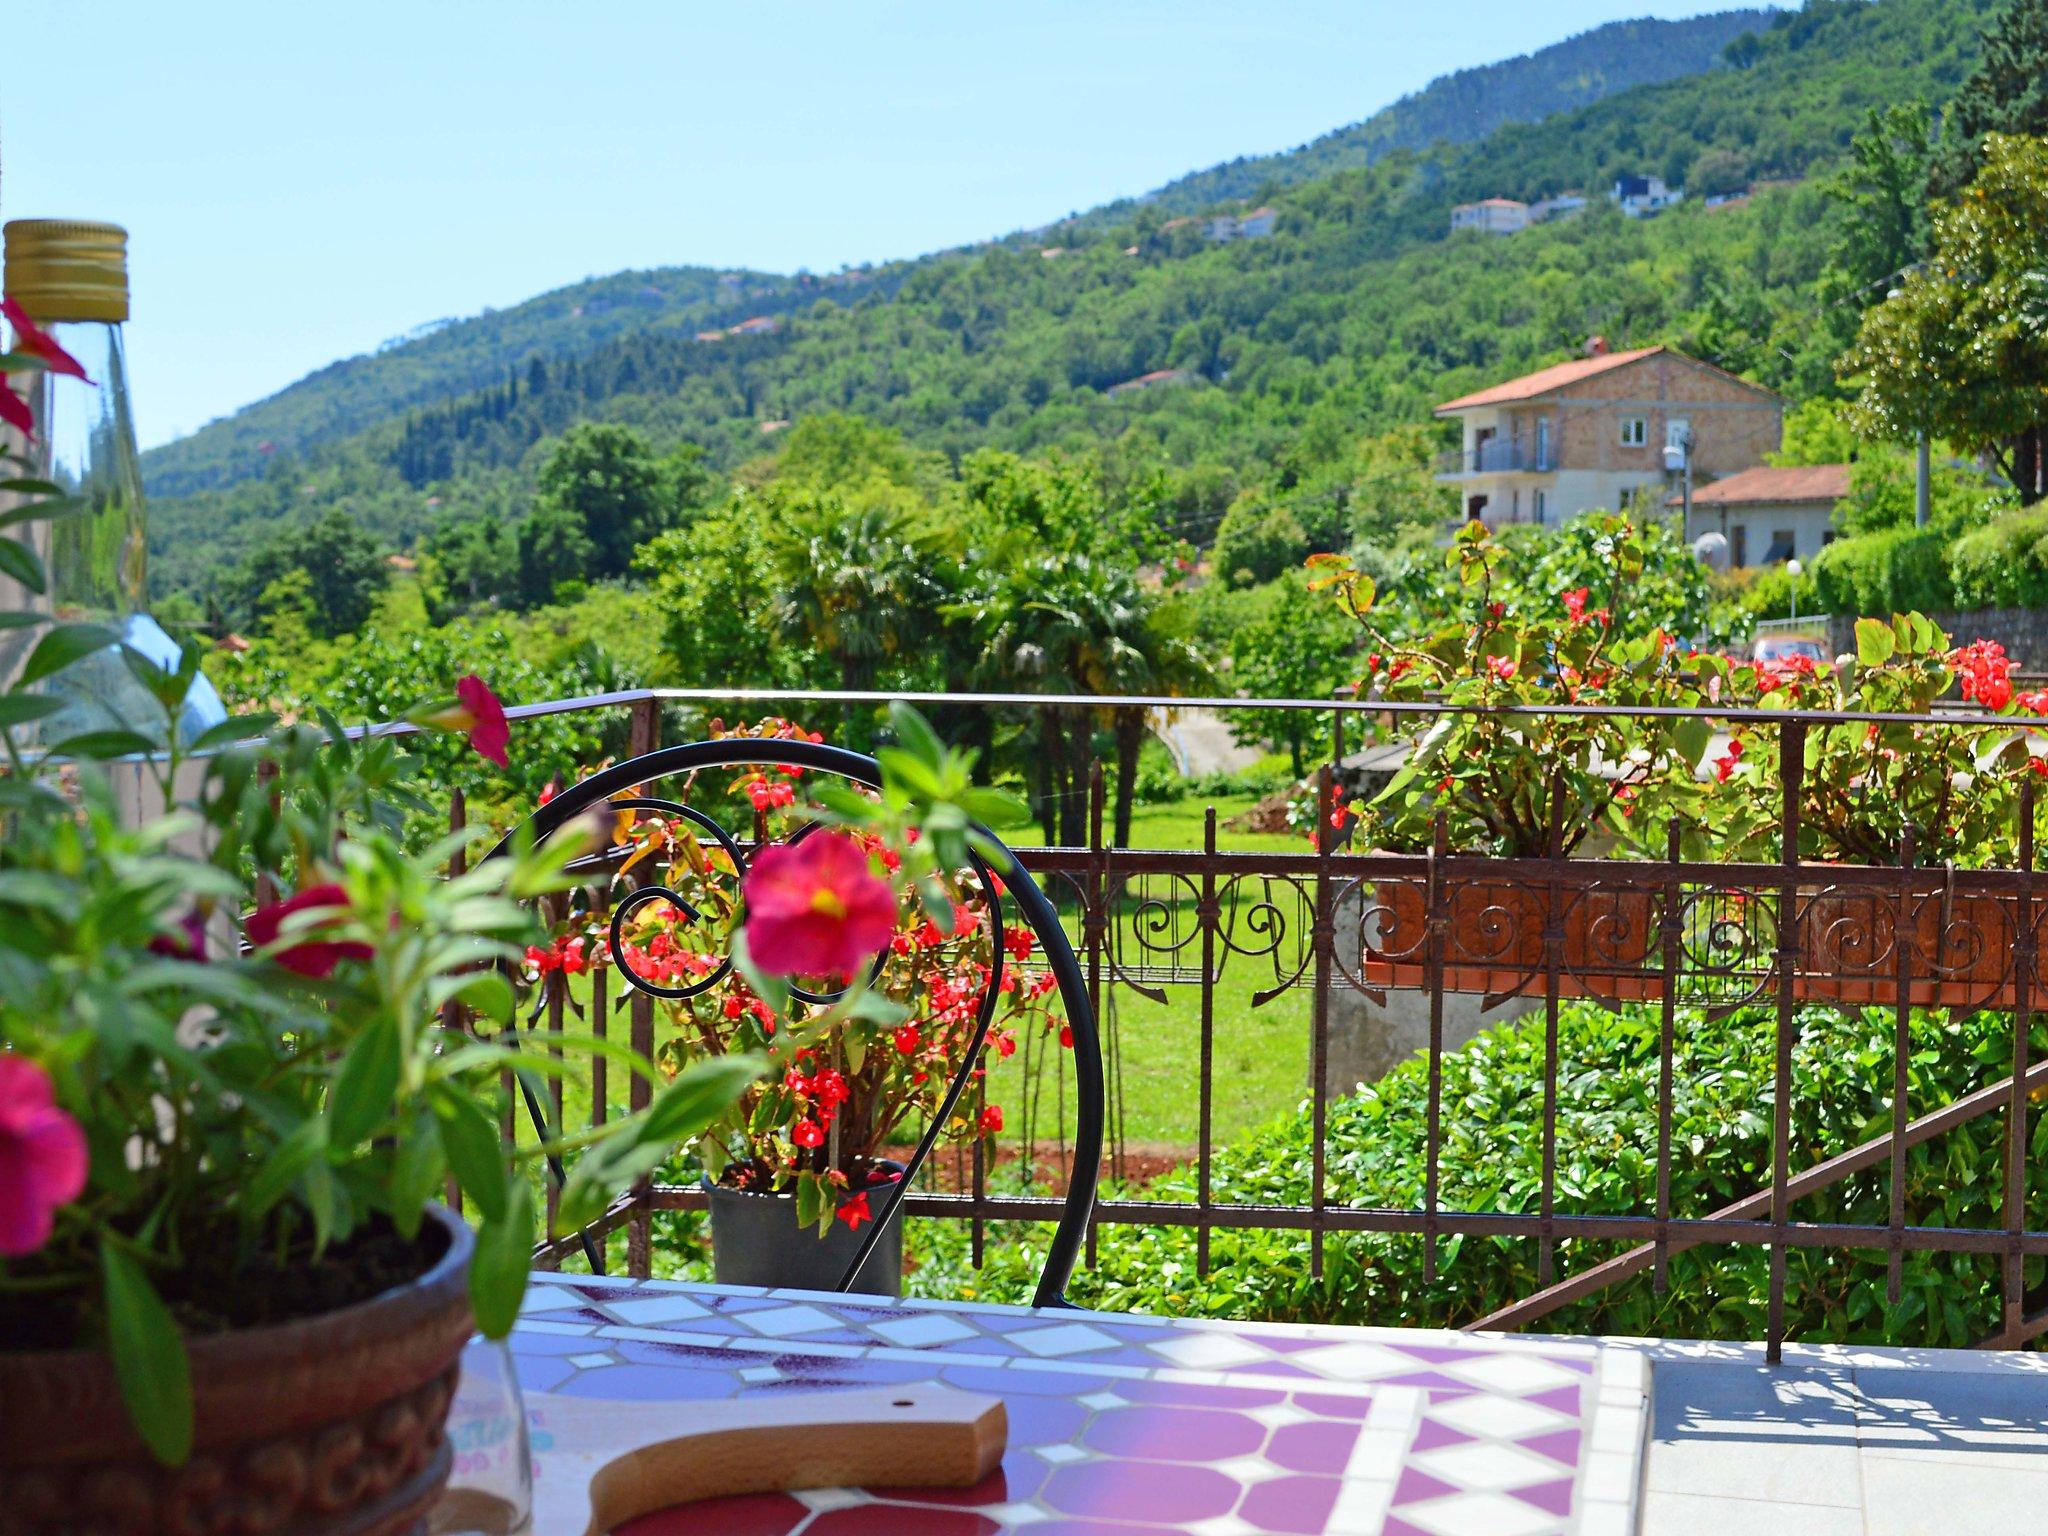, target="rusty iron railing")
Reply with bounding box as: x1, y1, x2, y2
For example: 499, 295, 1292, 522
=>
431, 688, 2048, 1358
